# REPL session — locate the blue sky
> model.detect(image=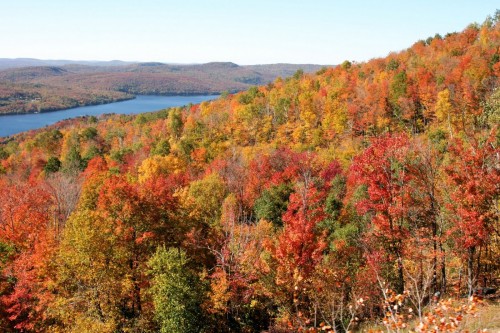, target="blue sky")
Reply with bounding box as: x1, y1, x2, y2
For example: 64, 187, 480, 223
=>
1, 0, 497, 65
